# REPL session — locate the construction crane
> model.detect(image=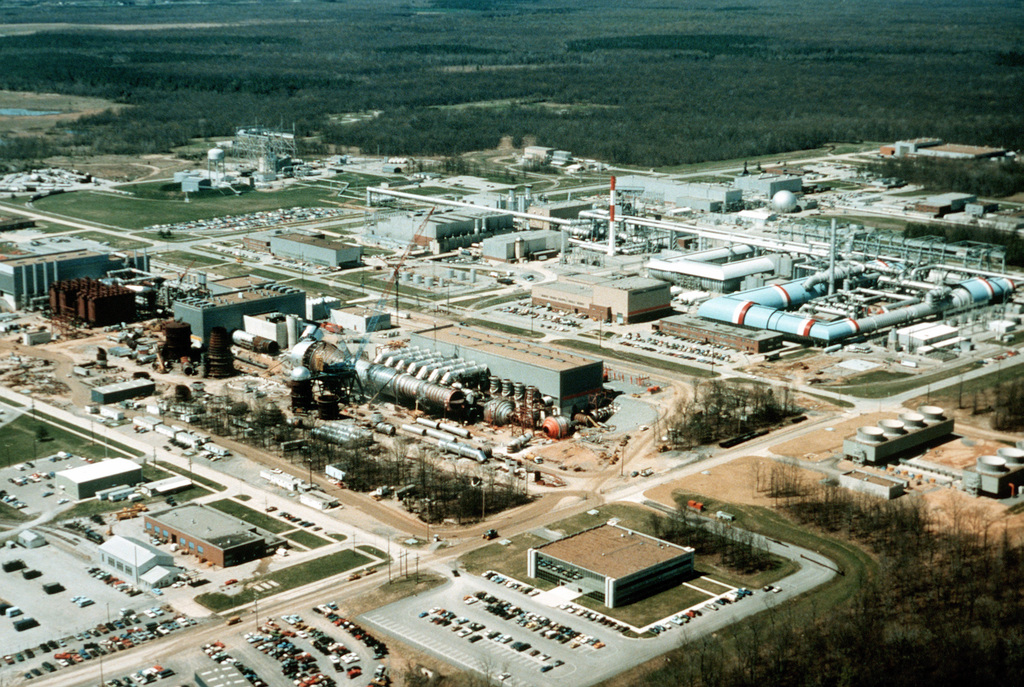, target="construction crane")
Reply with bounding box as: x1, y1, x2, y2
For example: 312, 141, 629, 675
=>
302, 207, 434, 403
355, 206, 434, 406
